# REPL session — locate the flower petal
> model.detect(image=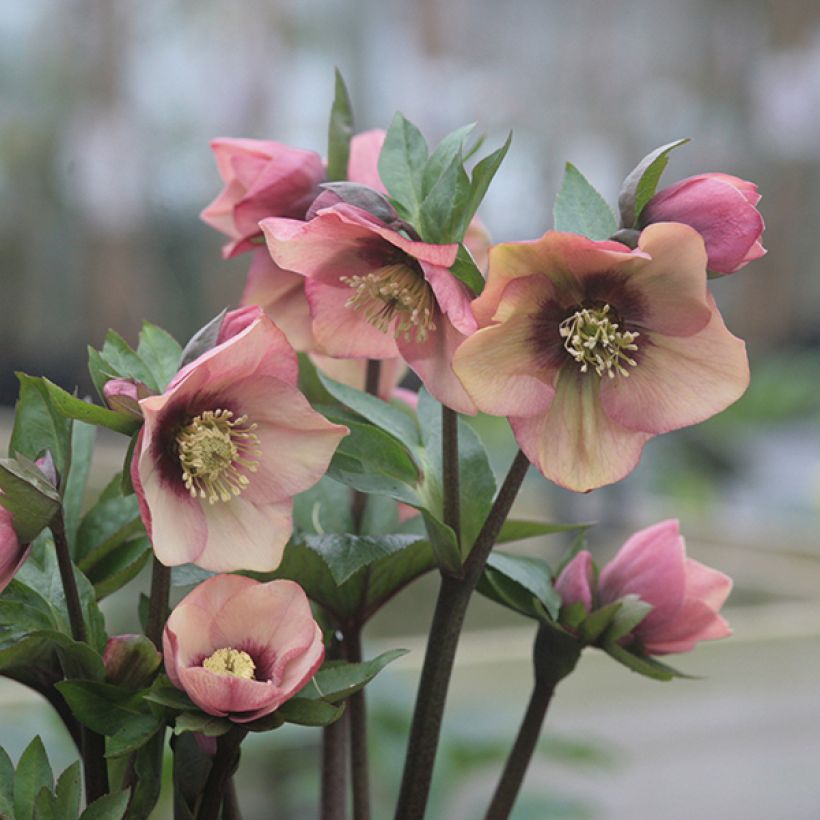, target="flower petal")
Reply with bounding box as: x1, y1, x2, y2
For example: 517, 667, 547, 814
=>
179, 666, 280, 719
348, 130, 387, 192
554, 550, 594, 613
600, 301, 749, 434
420, 261, 478, 336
